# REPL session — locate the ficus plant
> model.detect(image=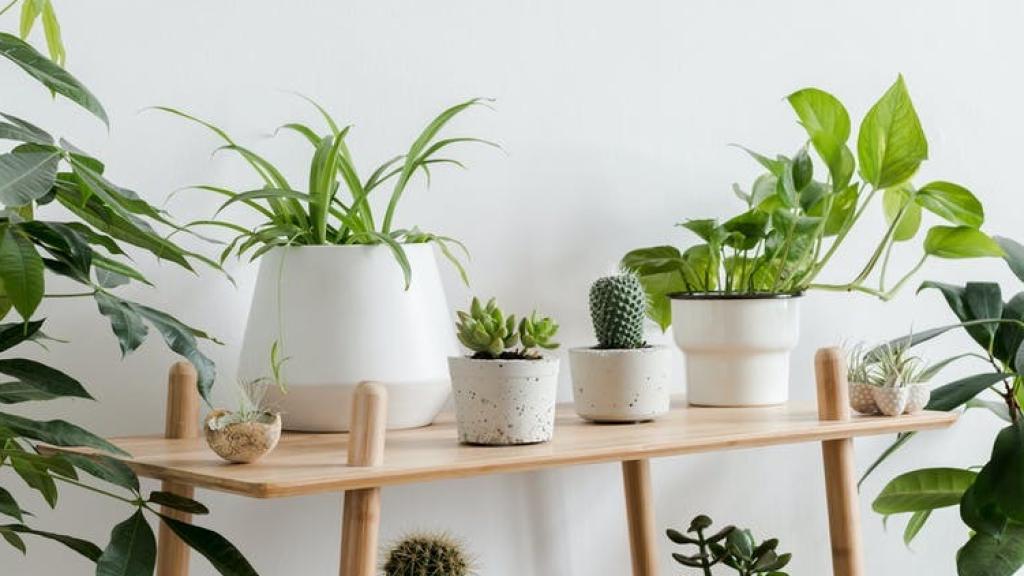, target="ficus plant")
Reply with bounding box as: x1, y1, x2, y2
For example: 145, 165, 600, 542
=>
158, 94, 497, 289
1, 8, 257, 576
860, 236, 1024, 576
666, 514, 791, 576
623, 76, 1002, 330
